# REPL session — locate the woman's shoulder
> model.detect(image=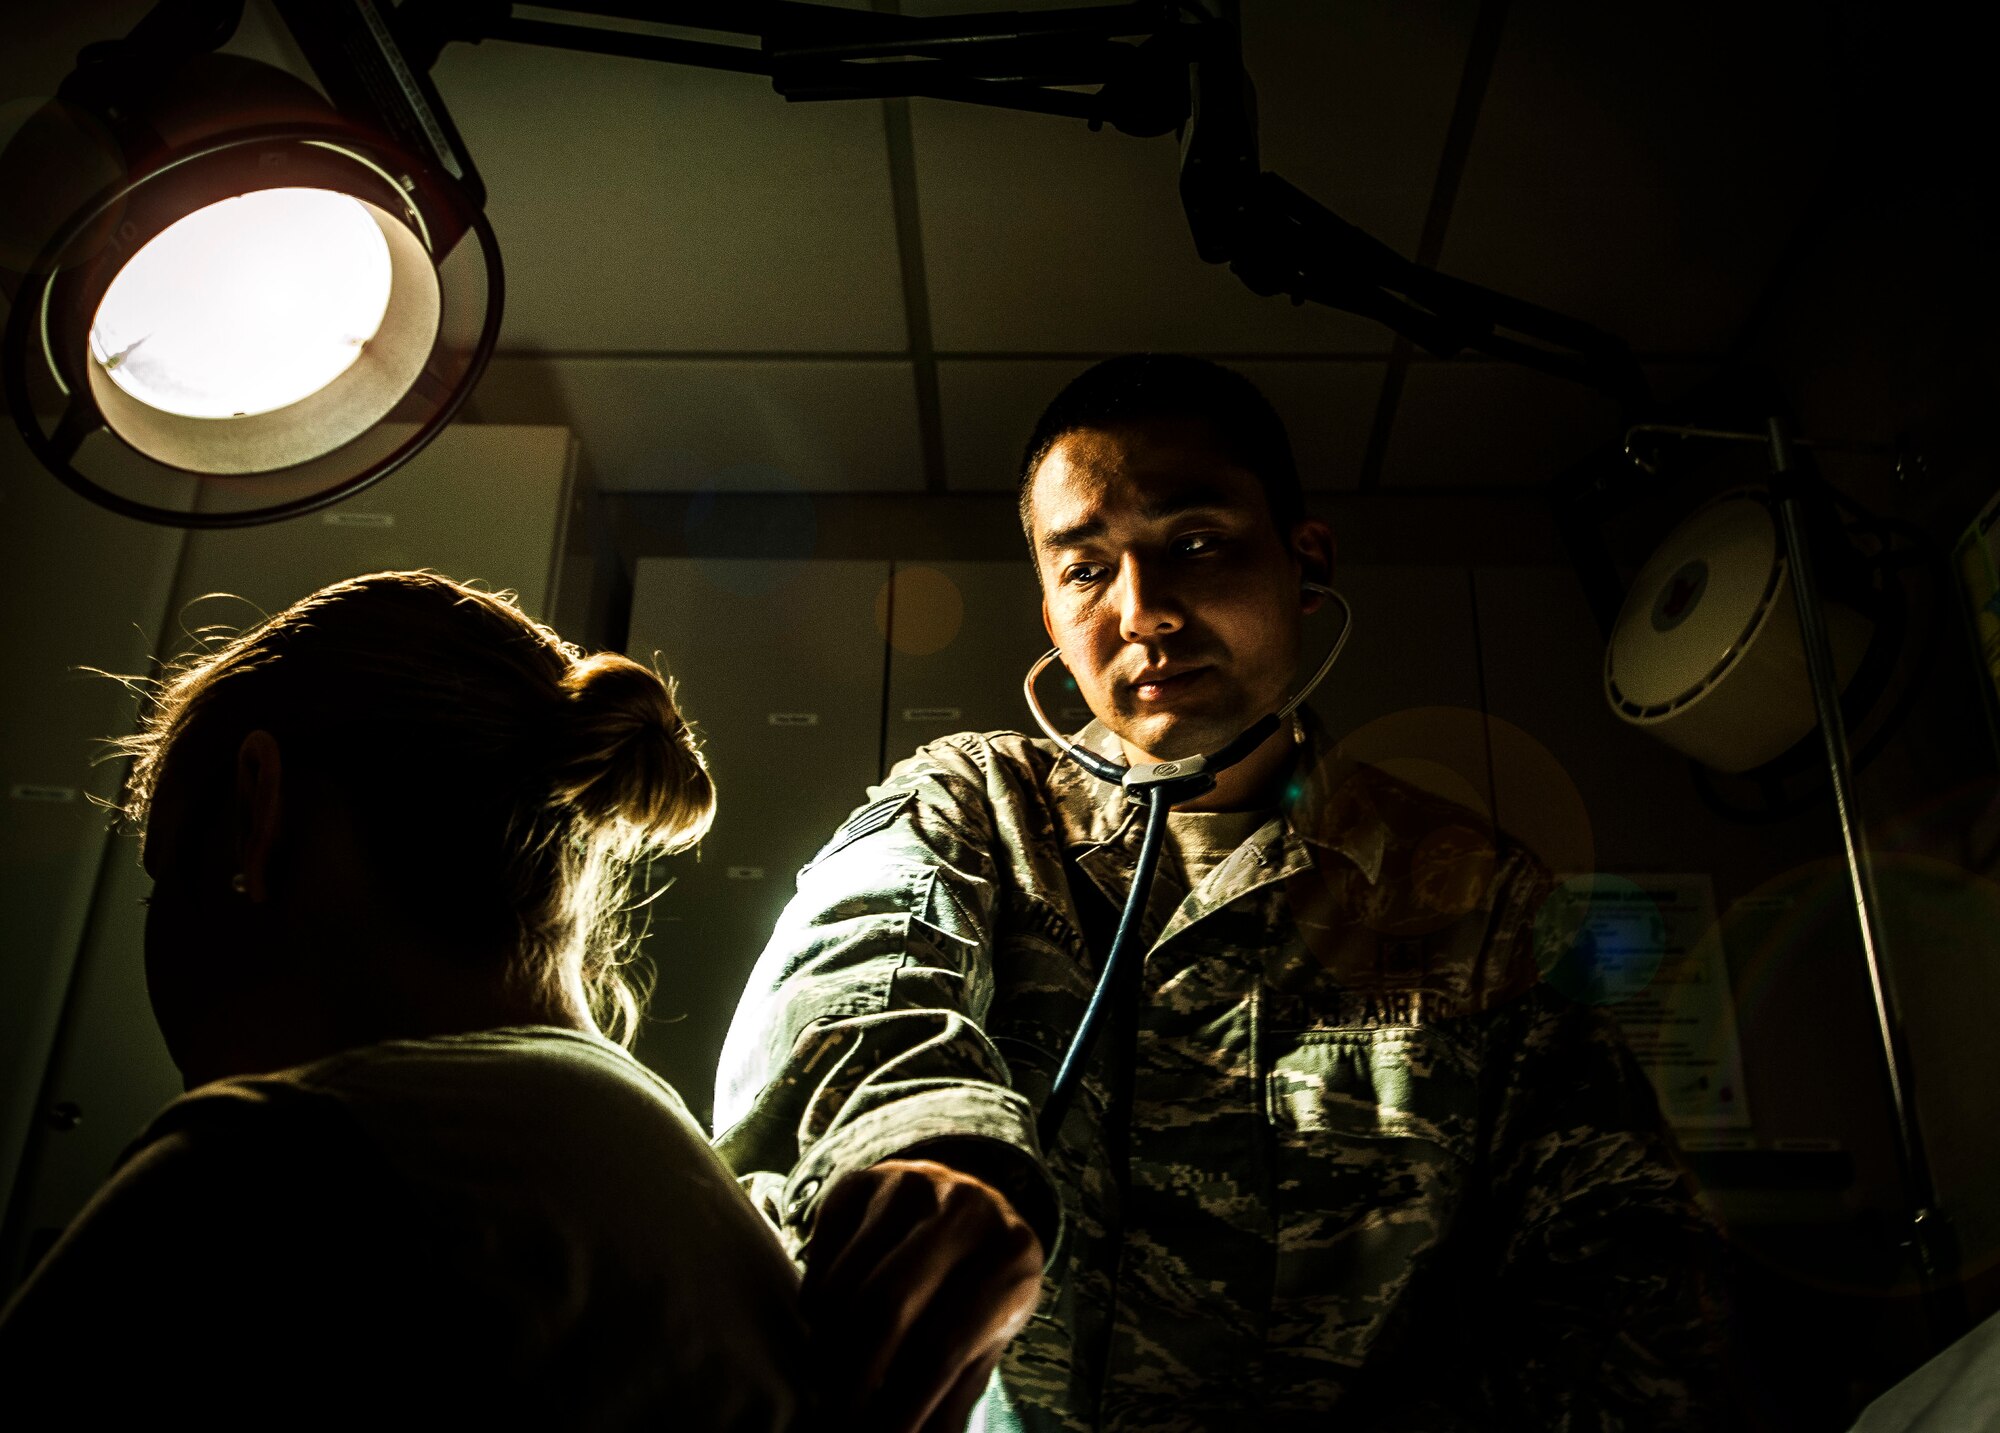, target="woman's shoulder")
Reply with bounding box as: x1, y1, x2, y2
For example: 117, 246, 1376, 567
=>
8, 1030, 807, 1427
182, 1029, 802, 1375
124, 1028, 757, 1270
283, 1024, 696, 1118
147, 1025, 685, 1144
203, 1027, 723, 1197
